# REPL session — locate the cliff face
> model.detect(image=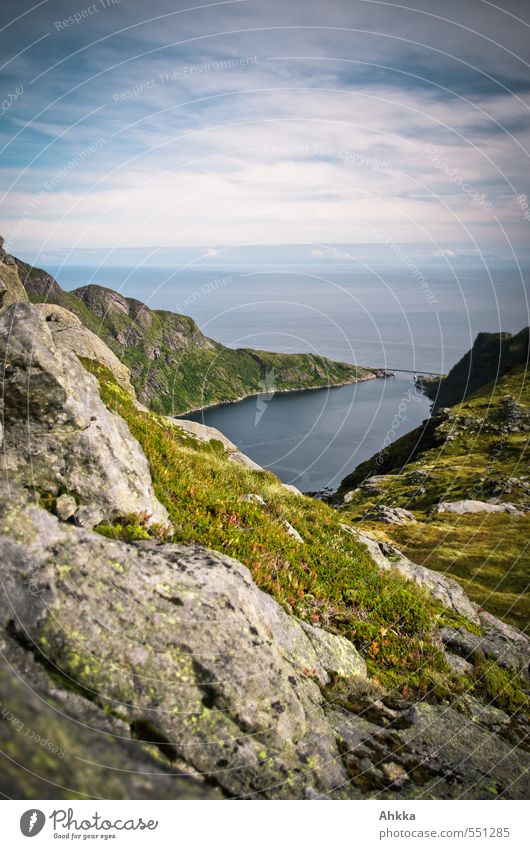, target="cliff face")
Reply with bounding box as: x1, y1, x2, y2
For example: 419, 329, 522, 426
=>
0, 240, 29, 313
13, 253, 373, 414
1, 300, 529, 800
422, 327, 529, 410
